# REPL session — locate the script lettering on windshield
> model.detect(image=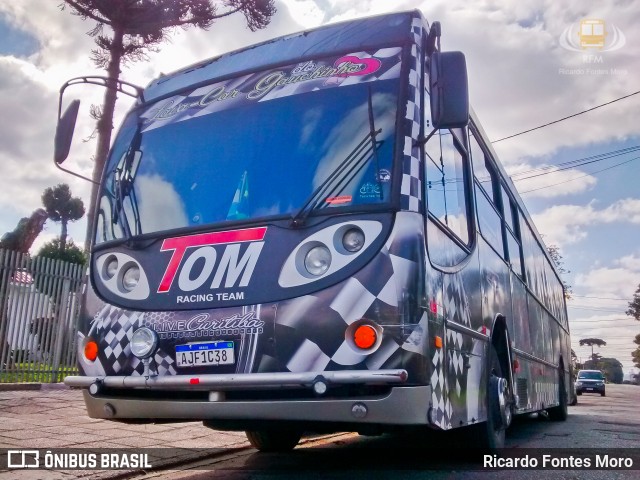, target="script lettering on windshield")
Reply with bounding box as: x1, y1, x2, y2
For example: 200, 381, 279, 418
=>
141, 48, 402, 133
